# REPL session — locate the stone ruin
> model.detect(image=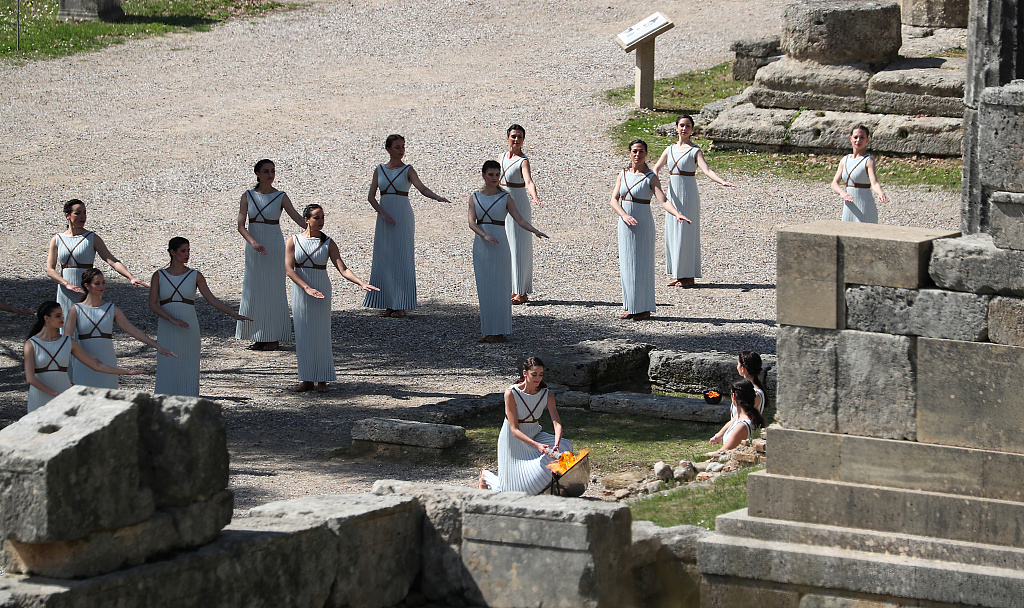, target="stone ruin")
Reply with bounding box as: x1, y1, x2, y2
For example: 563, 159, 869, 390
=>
705, 0, 966, 156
